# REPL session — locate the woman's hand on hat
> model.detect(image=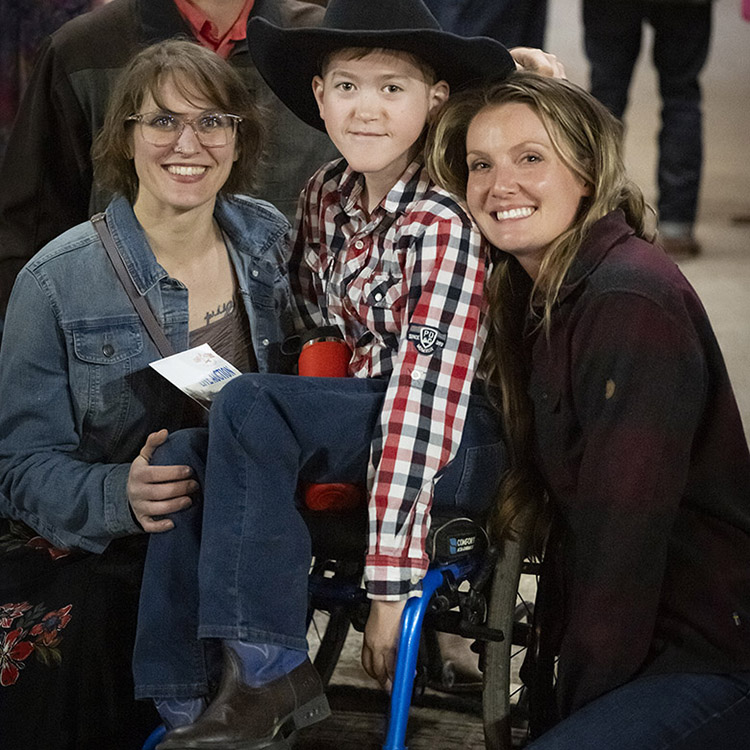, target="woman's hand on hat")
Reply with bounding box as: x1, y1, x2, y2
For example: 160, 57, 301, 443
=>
509, 47, 567, 79
127, 429, 199, 533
